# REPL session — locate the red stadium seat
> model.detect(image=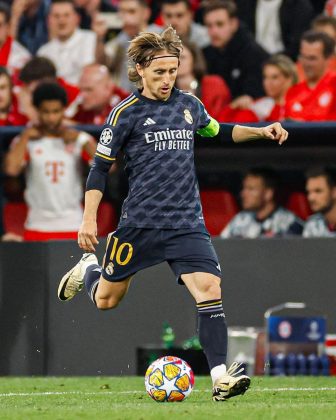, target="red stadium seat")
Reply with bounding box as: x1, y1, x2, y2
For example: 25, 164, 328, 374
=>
97, 201, 118, 237
3, 201, 27, 235
285, 191, 311, 221
200, 190, 239, 236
